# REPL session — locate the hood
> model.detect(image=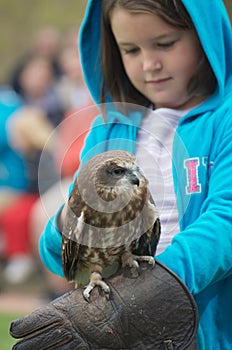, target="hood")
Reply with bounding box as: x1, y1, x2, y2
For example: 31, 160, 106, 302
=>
79, 0, 232, 116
